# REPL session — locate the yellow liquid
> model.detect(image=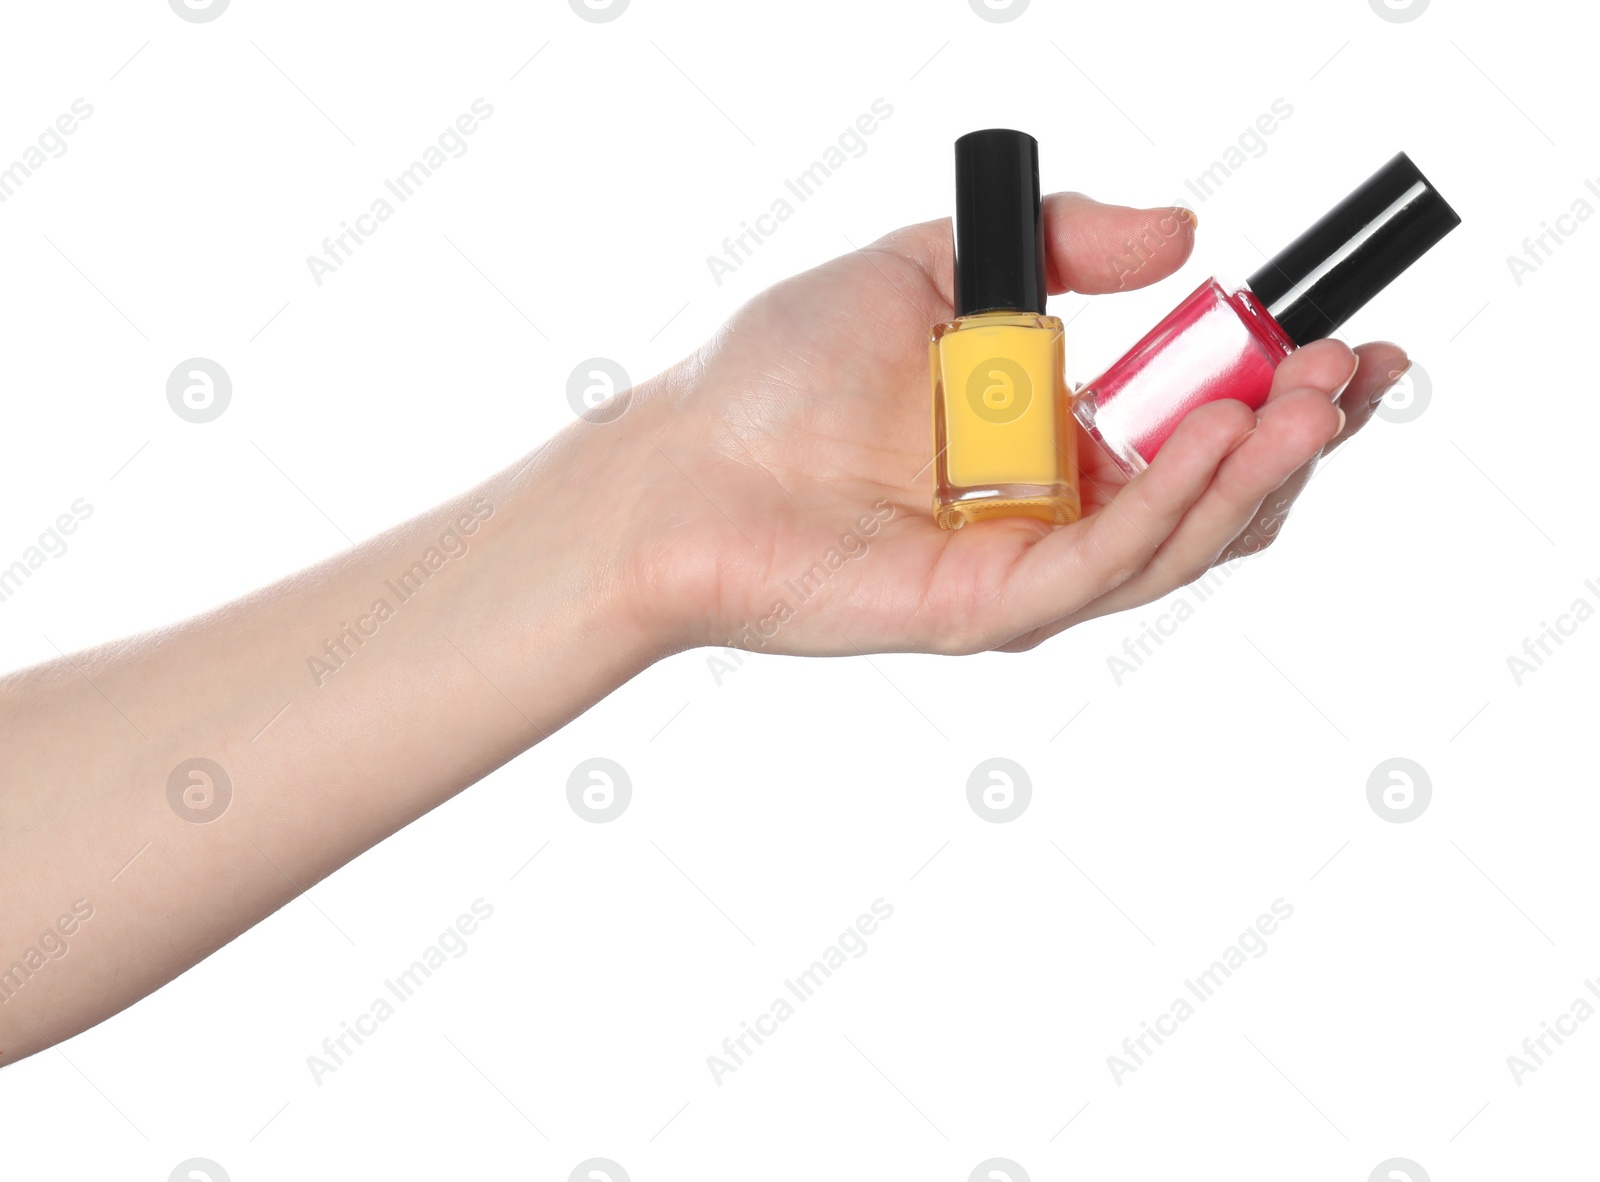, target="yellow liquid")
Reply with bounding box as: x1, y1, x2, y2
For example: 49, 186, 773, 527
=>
931, 311, 1079, 528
